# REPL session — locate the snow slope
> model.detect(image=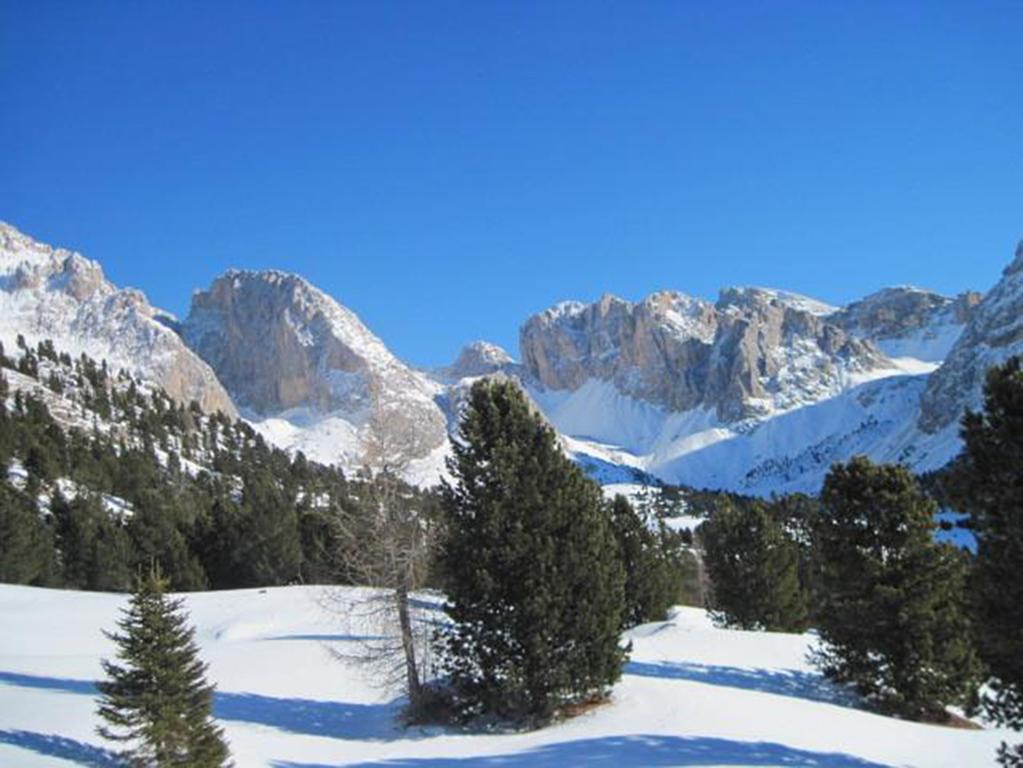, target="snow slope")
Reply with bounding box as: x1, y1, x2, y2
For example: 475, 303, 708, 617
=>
533, 366, 961, 495
0, 584, 1009, 767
